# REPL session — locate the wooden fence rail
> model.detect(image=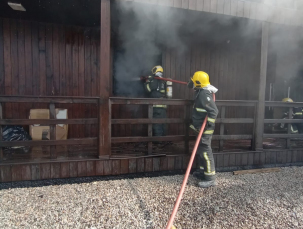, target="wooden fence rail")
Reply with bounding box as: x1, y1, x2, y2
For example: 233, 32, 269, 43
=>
110, 98, 258, 155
